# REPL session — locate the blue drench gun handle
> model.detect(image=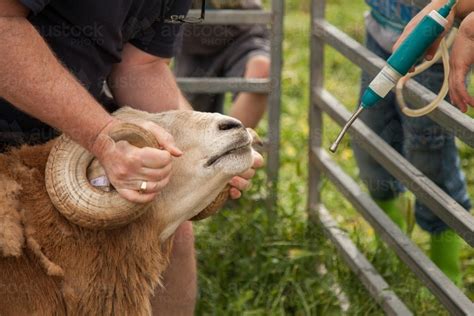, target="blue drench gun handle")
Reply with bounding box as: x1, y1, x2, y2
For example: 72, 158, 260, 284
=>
330, 0, 456, 153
